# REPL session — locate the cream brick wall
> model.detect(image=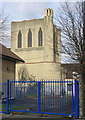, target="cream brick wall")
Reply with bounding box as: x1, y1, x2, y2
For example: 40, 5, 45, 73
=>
11, 18, 54, 62
11, 8, 62, 80
16, 62, 61, 80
